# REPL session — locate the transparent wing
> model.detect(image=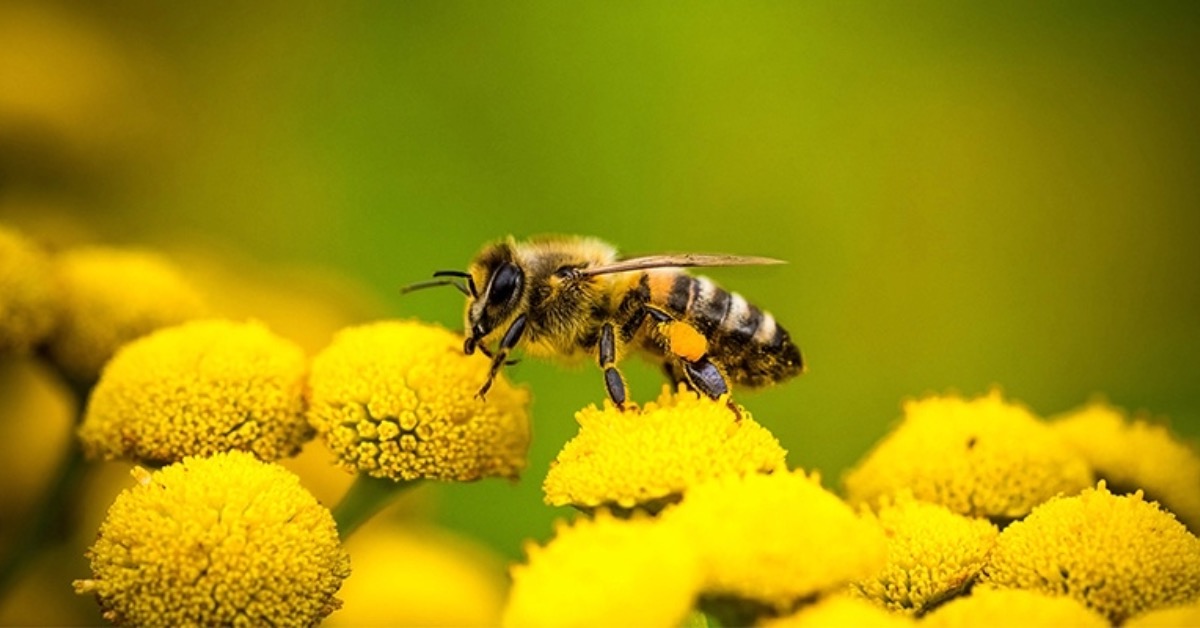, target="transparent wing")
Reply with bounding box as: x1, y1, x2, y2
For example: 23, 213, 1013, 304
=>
578, 253, 786, 277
